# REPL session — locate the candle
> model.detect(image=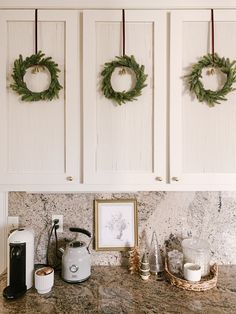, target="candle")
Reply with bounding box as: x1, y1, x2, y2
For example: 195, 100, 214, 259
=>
183, 263, 201, 282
